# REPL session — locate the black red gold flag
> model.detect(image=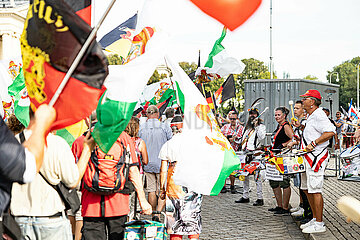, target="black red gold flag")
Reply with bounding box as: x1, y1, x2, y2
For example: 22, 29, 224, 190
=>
64, 0, 92, 25
214, 74, 236, 104
157, 96, 172, 117
21, 0, 108, 130
205, 91, 215, 109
